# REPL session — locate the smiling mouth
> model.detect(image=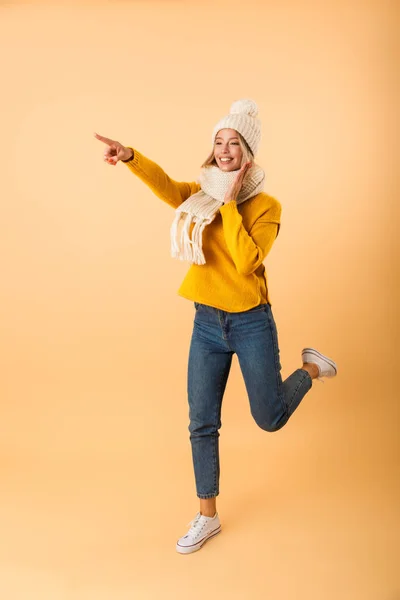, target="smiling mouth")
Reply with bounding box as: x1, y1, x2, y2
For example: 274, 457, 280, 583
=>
219, 158, 233, 163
